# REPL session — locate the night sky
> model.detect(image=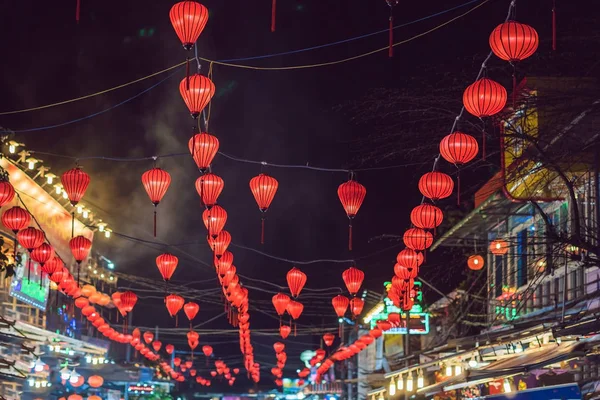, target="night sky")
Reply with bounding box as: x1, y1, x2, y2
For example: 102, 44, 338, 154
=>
0, 0, 595, 393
